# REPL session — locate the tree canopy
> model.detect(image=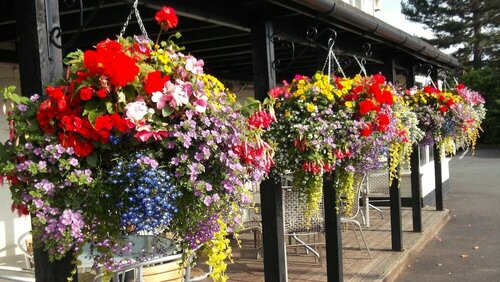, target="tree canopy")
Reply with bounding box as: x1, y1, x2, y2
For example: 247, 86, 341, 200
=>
401, 0, 499, 69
